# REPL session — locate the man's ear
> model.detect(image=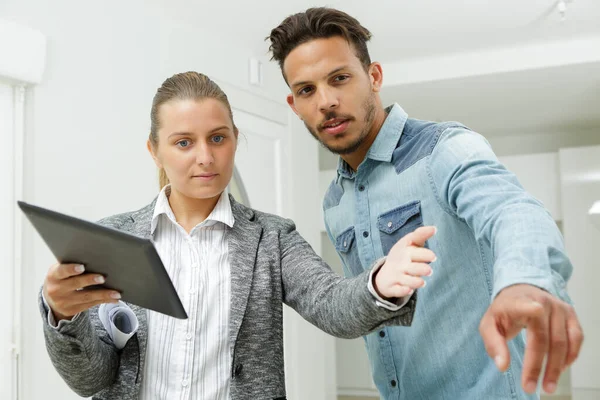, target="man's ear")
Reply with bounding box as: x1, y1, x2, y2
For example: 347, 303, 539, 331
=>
286, 94, 302, 119
369, 62, 383, 93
